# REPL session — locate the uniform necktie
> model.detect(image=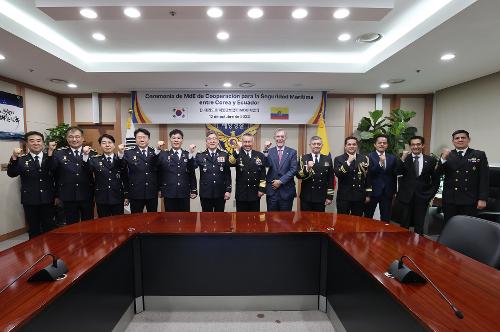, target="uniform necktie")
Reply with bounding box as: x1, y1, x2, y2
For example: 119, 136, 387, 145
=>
414, 156, 420, 176
107, 156, 112, 164
315, 155, 319, 164
246, 150, 251, 158
278, 149, 283, 164
142, 149, 147, 158
458, 150, 463, 157
34, 155, 41, 169
74, 150, 80, 158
